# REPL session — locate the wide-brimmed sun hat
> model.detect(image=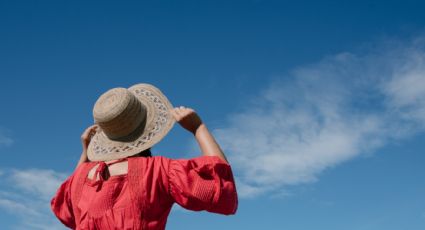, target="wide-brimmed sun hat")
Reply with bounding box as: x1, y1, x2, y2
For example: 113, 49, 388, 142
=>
87, 83, 175, 161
